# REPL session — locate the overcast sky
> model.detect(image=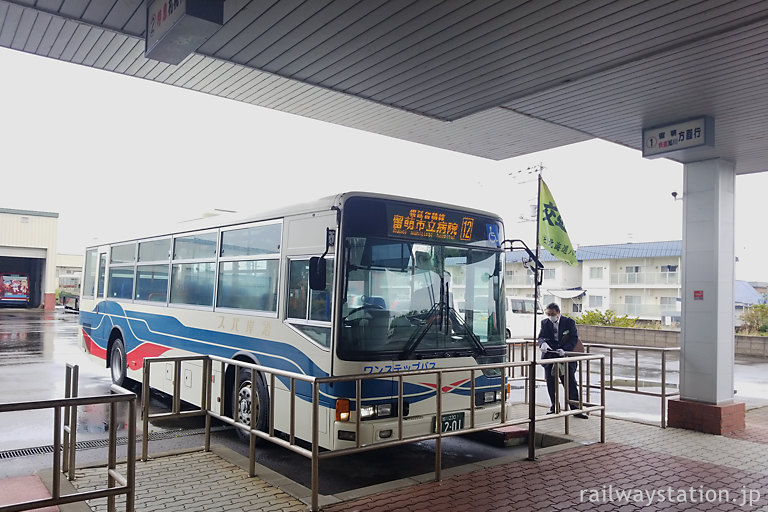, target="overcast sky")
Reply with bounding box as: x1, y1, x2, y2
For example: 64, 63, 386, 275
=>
2, 46, 766, 282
